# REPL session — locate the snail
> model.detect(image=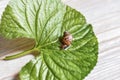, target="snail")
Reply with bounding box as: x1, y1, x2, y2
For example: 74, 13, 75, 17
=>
60, 31, 73, 49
